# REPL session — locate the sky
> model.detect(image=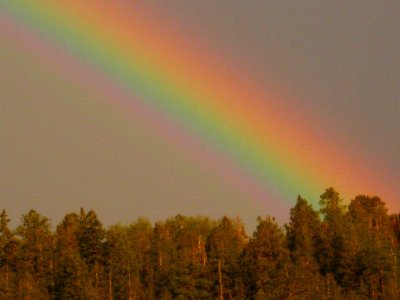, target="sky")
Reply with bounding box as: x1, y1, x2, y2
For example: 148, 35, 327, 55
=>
1, 1, 399, 231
